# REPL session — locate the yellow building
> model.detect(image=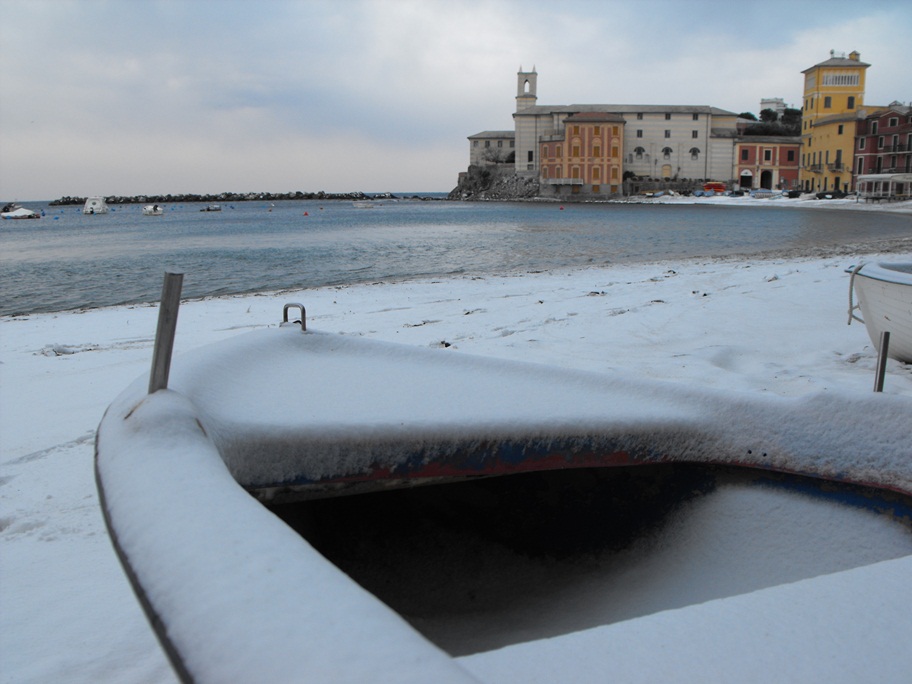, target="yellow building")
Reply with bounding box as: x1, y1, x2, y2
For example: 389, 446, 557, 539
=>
800, 50, 869, 193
